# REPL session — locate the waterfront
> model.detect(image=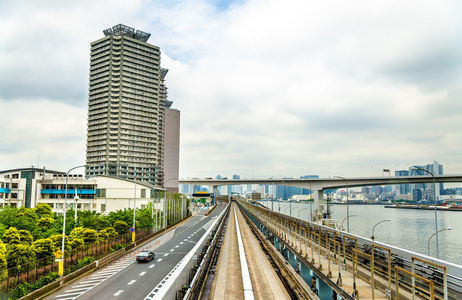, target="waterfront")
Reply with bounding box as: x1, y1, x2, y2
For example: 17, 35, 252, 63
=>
266, 201, 461, 266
